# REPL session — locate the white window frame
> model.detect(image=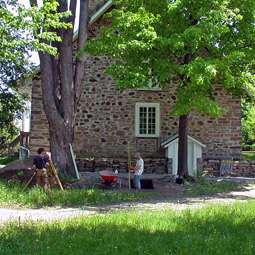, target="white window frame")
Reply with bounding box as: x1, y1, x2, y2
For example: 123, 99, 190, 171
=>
135, 103, 160, 137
